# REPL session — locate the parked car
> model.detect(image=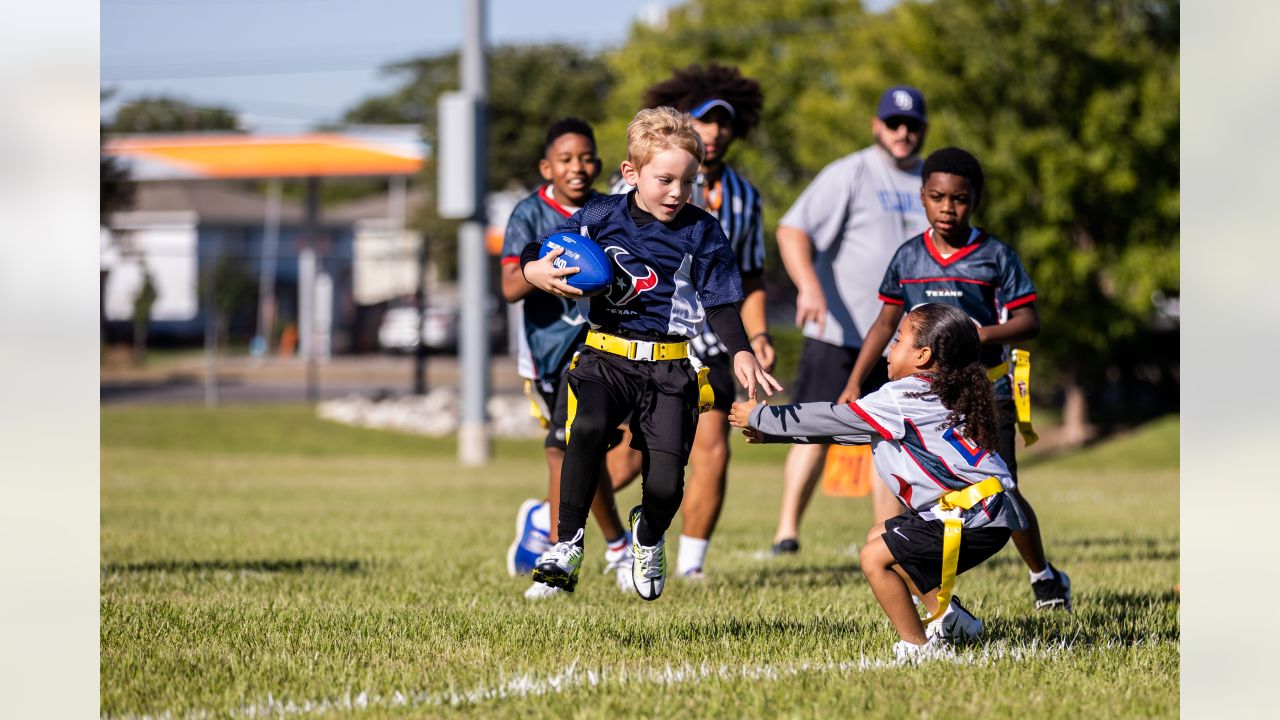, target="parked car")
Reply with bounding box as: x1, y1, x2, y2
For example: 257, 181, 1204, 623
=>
376, 289, 506, 354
